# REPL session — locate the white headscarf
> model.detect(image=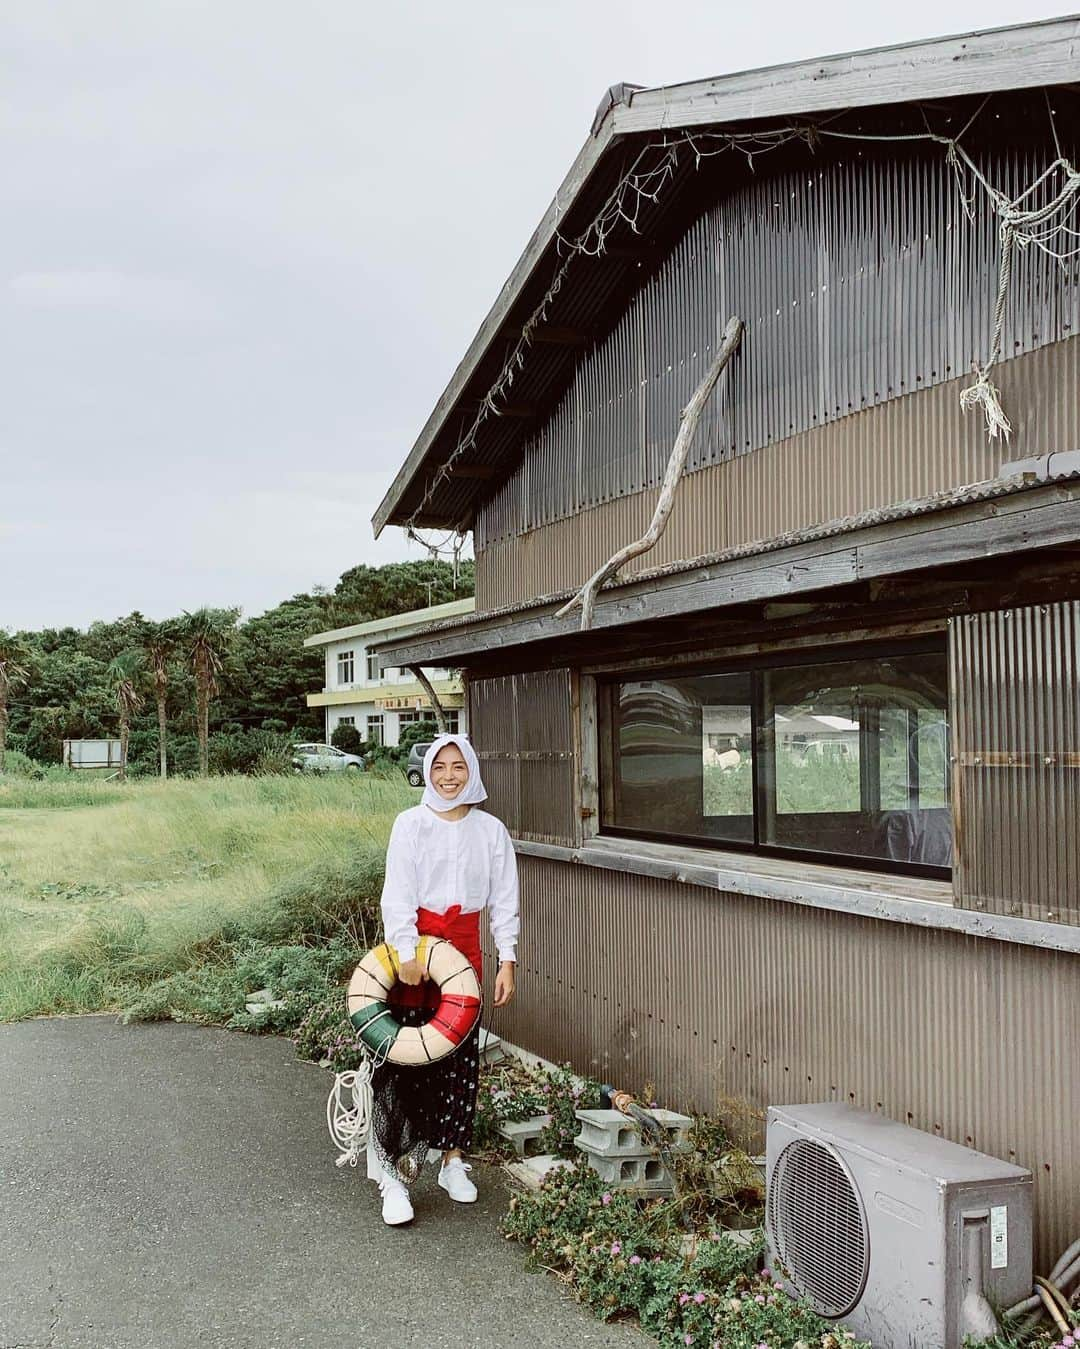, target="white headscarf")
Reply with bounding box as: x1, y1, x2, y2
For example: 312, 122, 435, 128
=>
421, 734, 488, 814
